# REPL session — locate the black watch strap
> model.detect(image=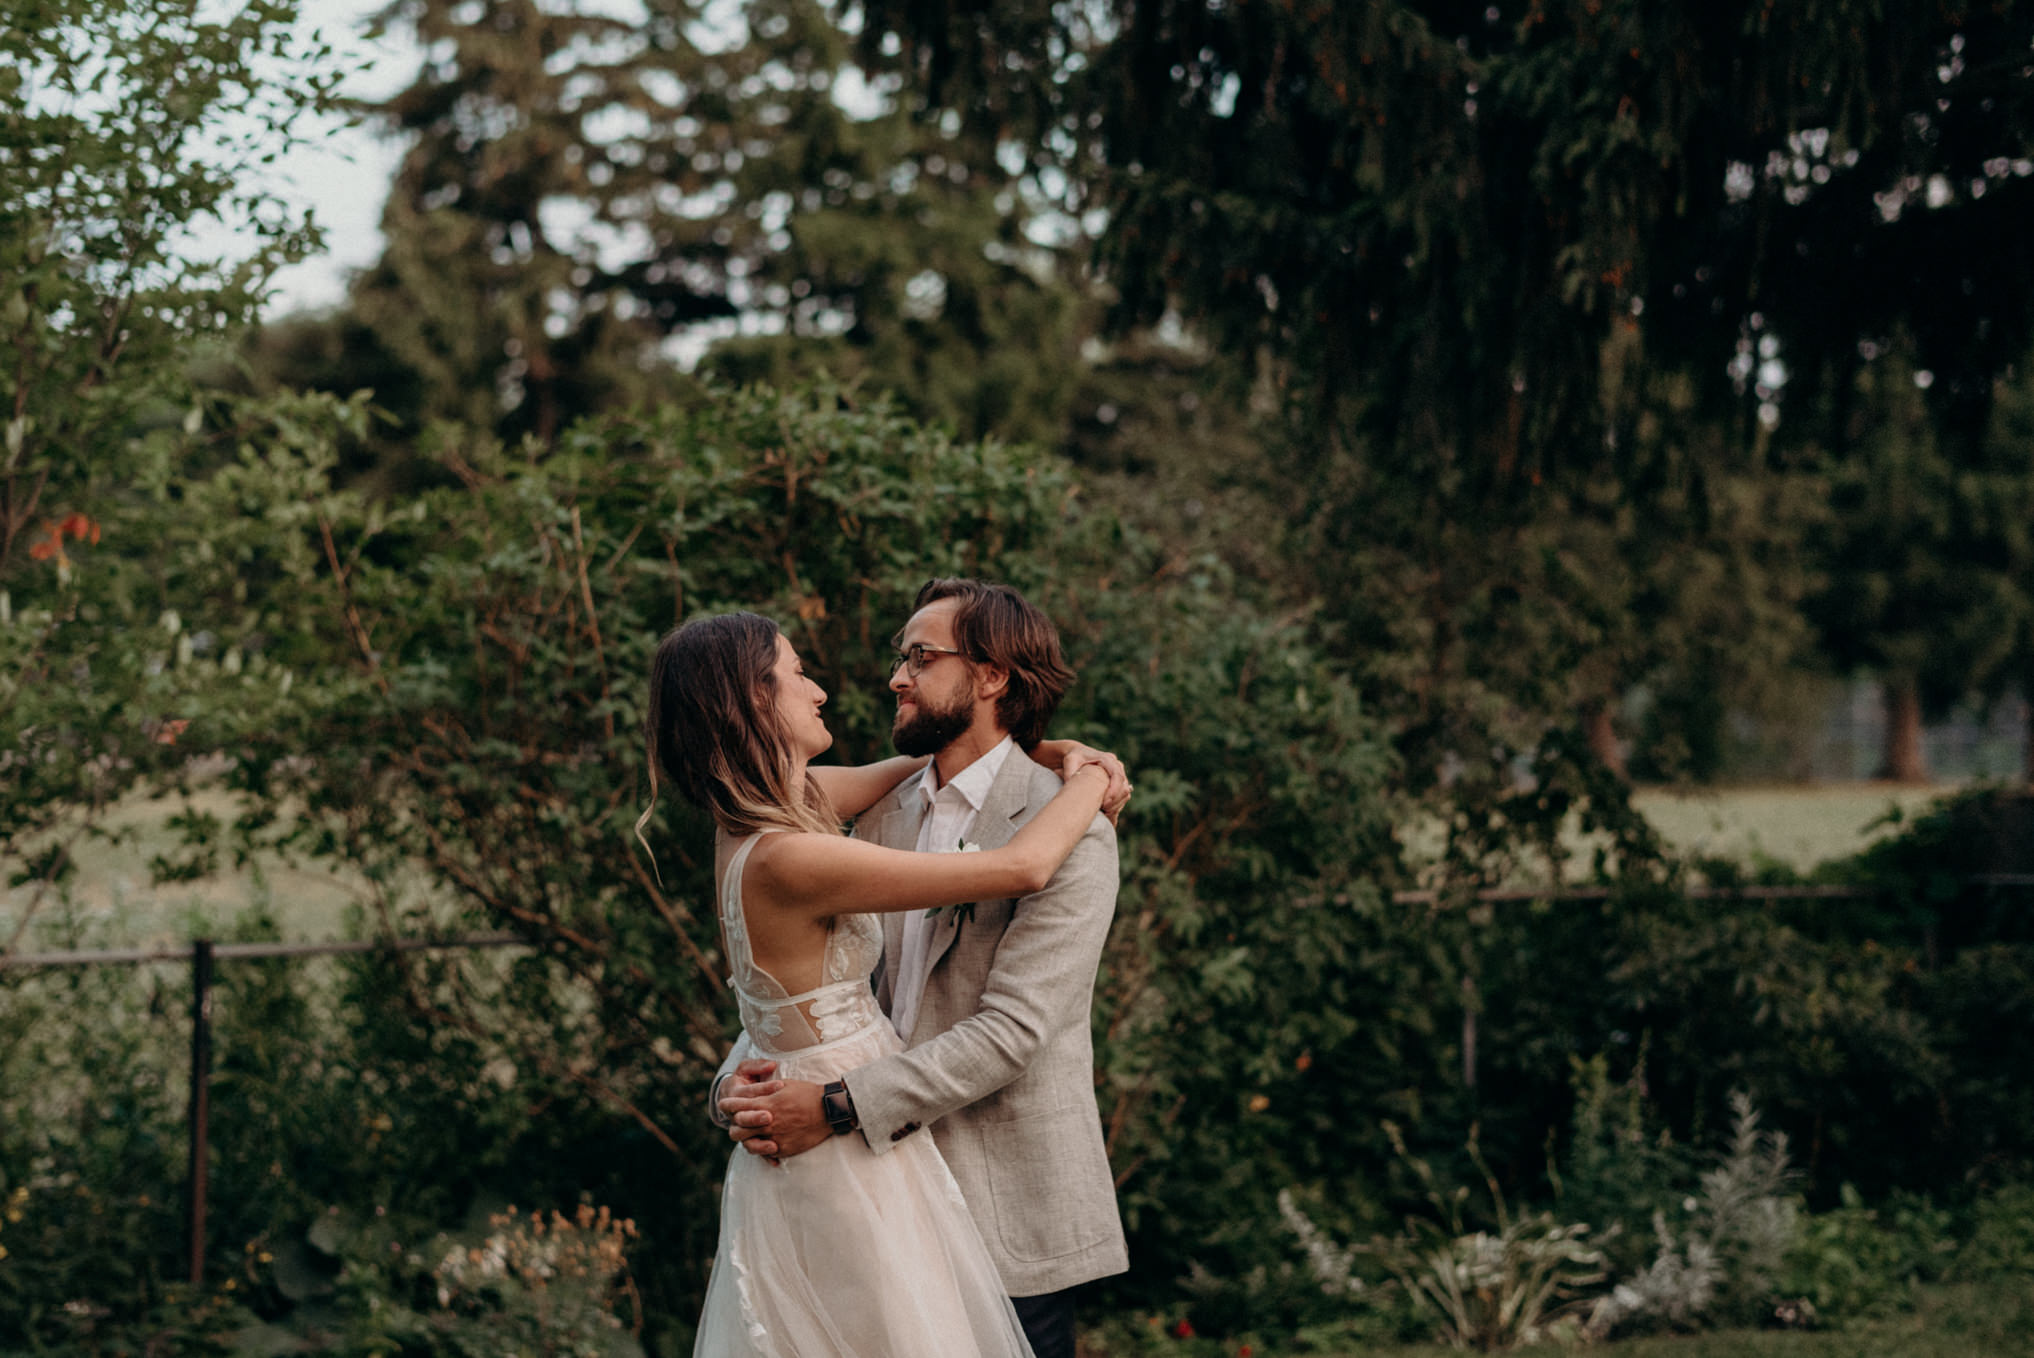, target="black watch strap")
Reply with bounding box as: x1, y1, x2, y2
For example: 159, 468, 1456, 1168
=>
821, 1079, 859, 1136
